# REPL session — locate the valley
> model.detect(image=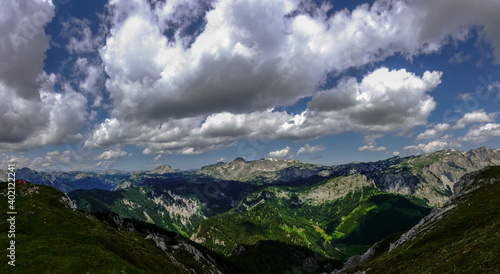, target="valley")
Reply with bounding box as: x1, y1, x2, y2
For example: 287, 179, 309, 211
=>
1, 147, 500, 273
